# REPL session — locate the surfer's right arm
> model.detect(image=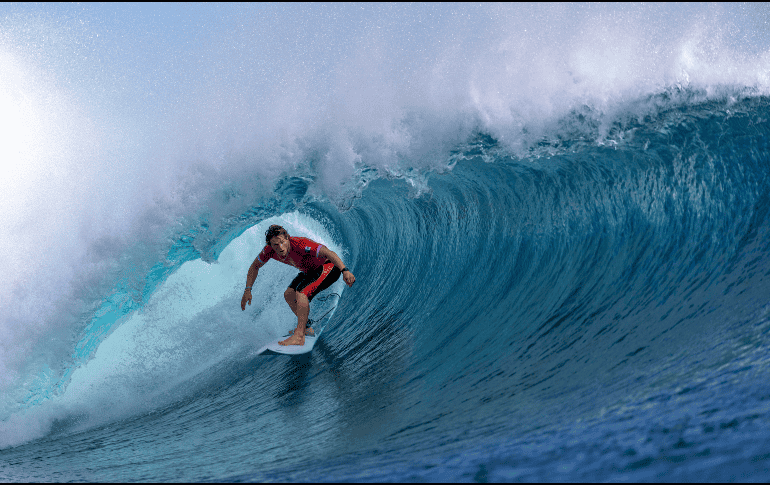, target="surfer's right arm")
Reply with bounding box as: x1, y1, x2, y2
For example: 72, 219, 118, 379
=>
241, 257, 266, 311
